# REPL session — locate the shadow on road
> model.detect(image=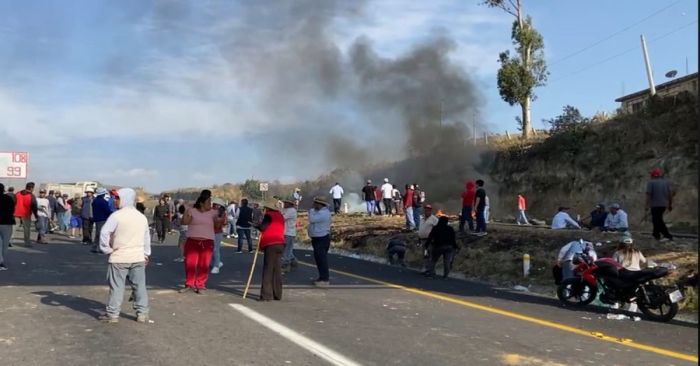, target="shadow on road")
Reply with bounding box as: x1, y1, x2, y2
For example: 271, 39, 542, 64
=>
32, 291, 105, 319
